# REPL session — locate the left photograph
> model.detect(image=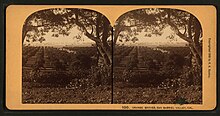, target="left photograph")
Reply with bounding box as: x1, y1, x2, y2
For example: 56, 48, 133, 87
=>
22, 8, 113, 104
